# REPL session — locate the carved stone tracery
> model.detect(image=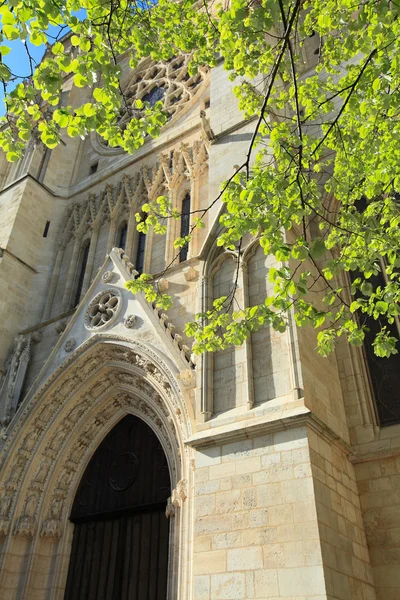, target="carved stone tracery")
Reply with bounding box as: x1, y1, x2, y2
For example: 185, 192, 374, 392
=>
0, 338, 188, 539
85, 289, 122, 331
58, 139, 209, 246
